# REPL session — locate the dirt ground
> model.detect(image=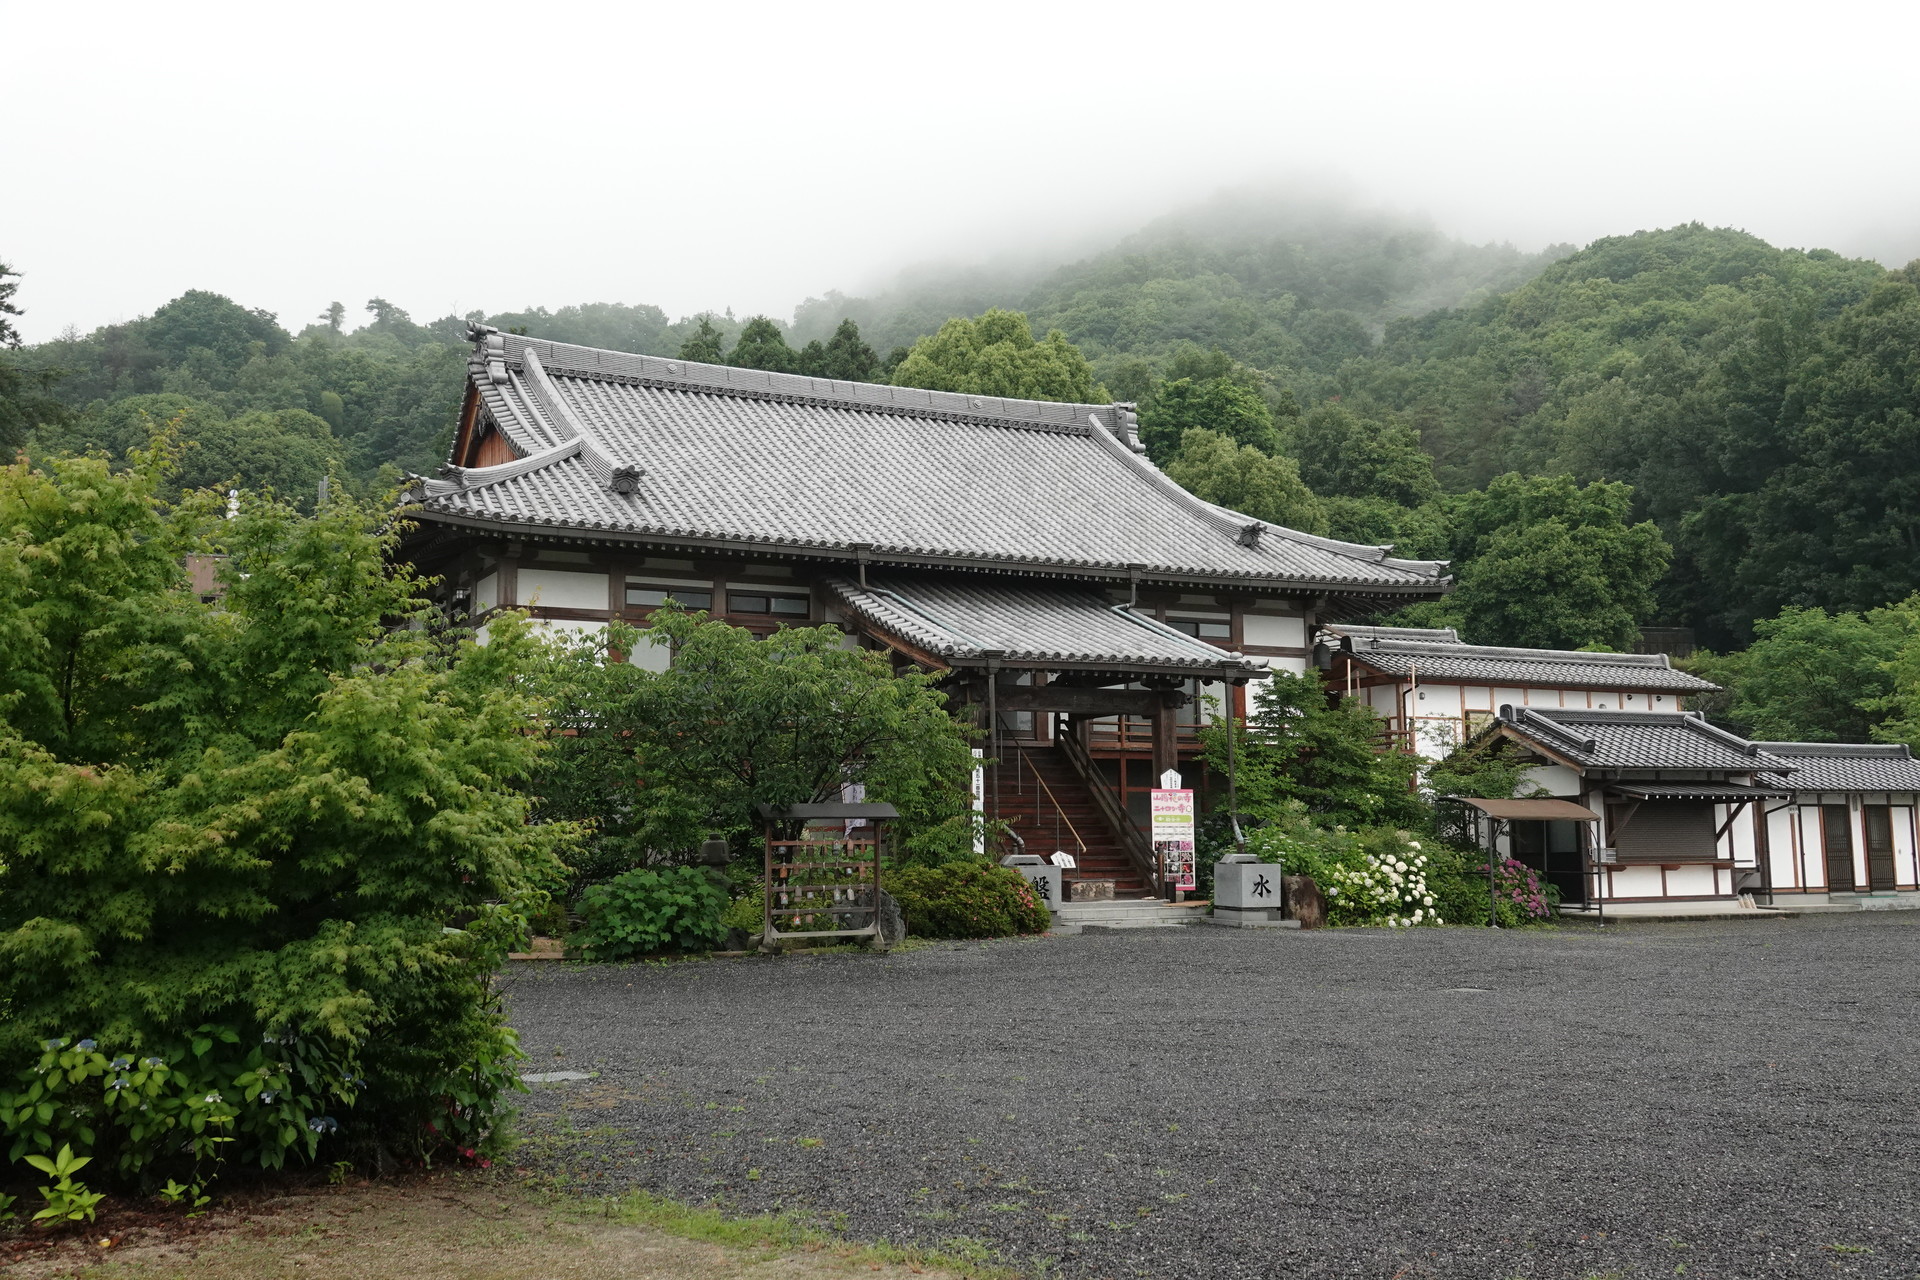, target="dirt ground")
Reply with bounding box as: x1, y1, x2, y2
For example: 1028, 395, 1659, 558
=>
0, 1174, 983, 1280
